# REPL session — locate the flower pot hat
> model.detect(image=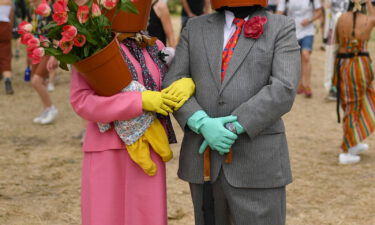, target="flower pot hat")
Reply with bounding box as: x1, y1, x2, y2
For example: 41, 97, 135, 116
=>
105, 0, 153, 32
211, 0, 268, 9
